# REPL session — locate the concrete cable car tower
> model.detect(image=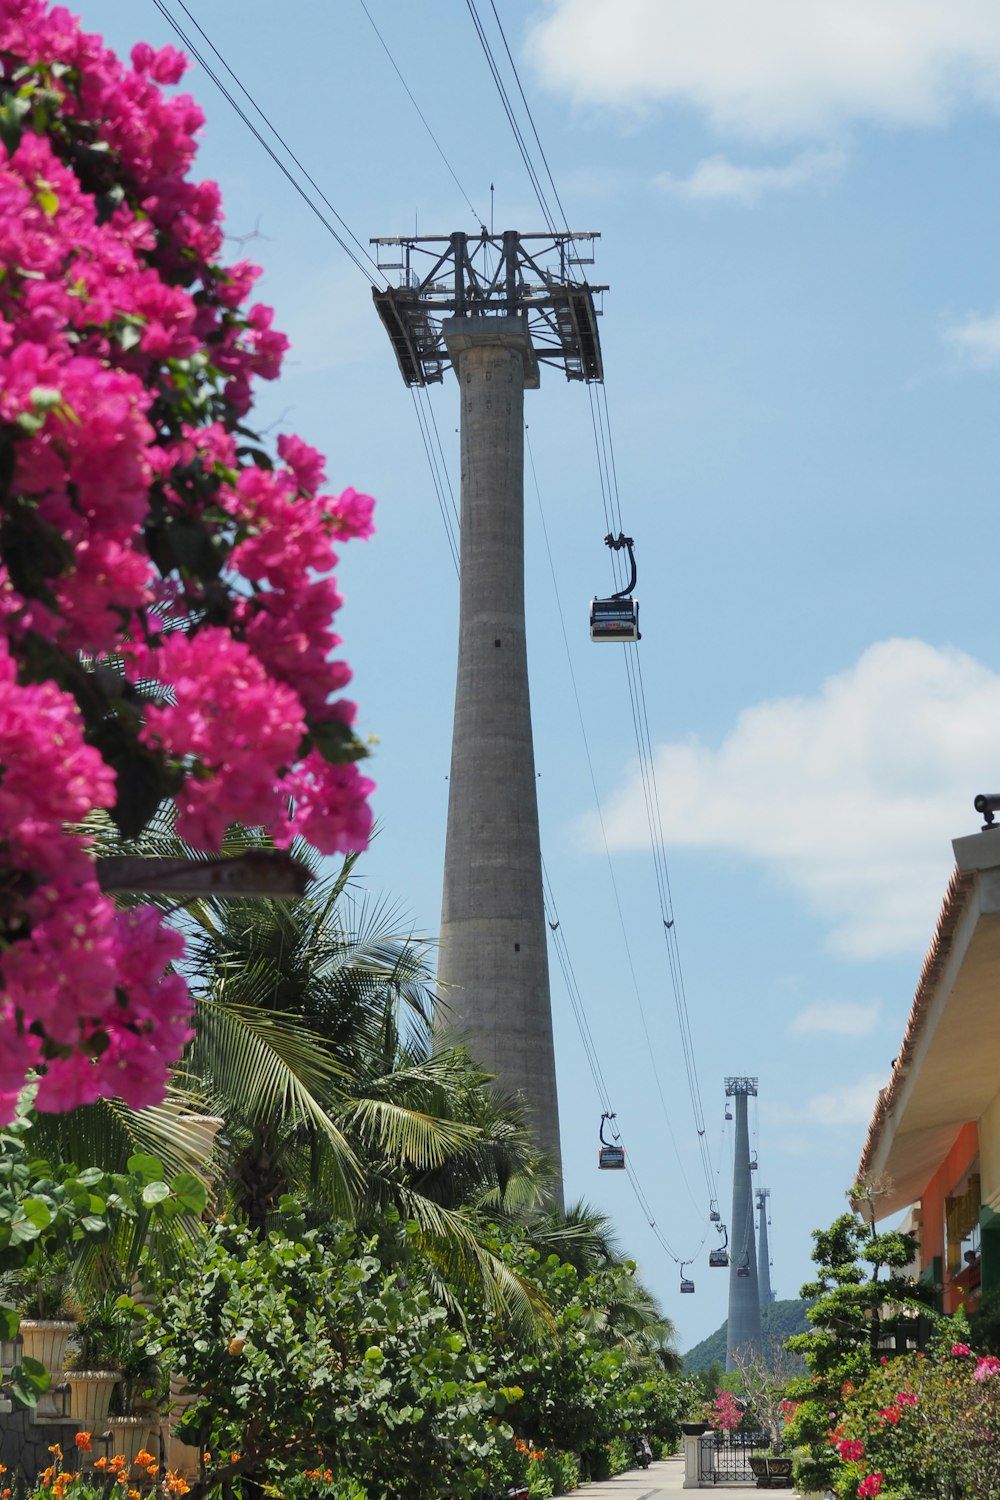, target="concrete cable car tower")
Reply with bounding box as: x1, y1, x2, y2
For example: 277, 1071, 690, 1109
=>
756, 1187, 774, 1307
371, 229, 606, 1203
726, 1077, 762, 1369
